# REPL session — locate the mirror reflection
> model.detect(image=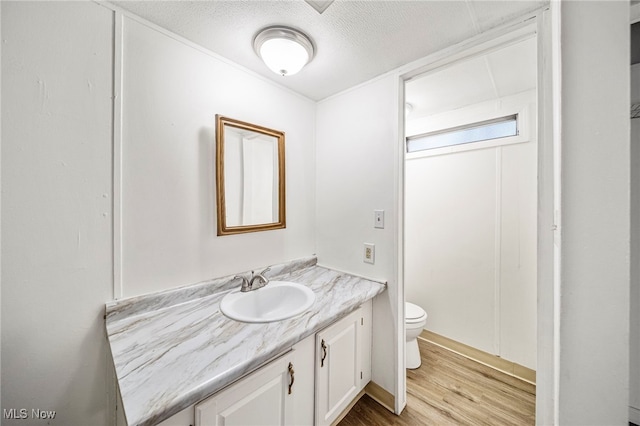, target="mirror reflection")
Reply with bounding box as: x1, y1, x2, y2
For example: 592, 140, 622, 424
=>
216, 115, 285, 235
